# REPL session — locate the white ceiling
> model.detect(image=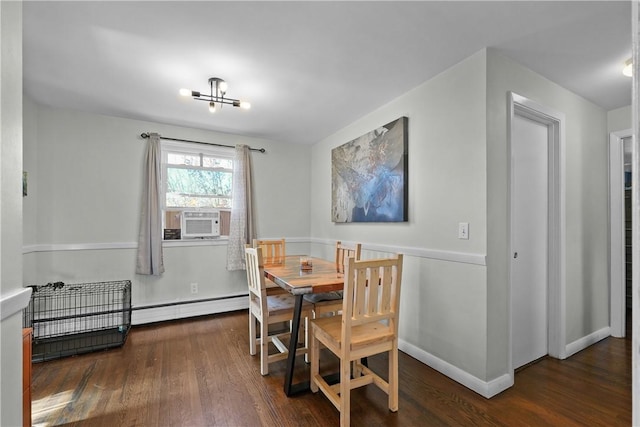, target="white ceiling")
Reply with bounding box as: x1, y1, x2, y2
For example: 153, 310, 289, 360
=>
23, 1, 632, 145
